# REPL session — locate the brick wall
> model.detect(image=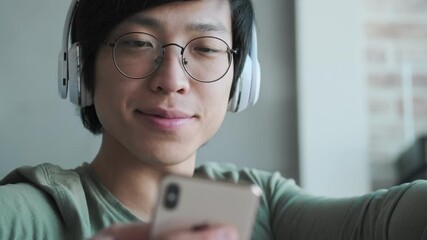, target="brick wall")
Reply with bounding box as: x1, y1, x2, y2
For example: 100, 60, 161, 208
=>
364, 0, 427, 189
